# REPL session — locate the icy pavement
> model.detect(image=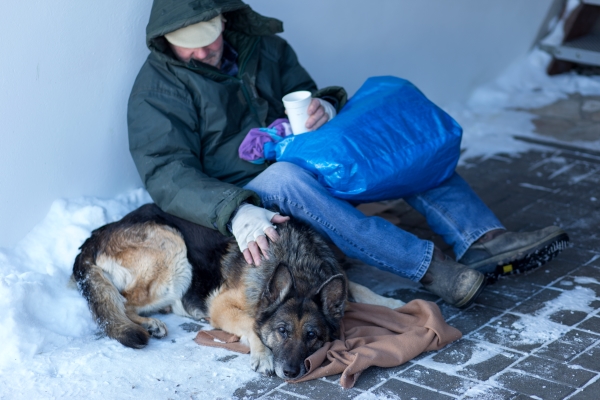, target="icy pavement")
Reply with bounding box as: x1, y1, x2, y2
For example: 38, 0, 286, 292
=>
2, 48, 600, 399
331, 144, 600, 400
